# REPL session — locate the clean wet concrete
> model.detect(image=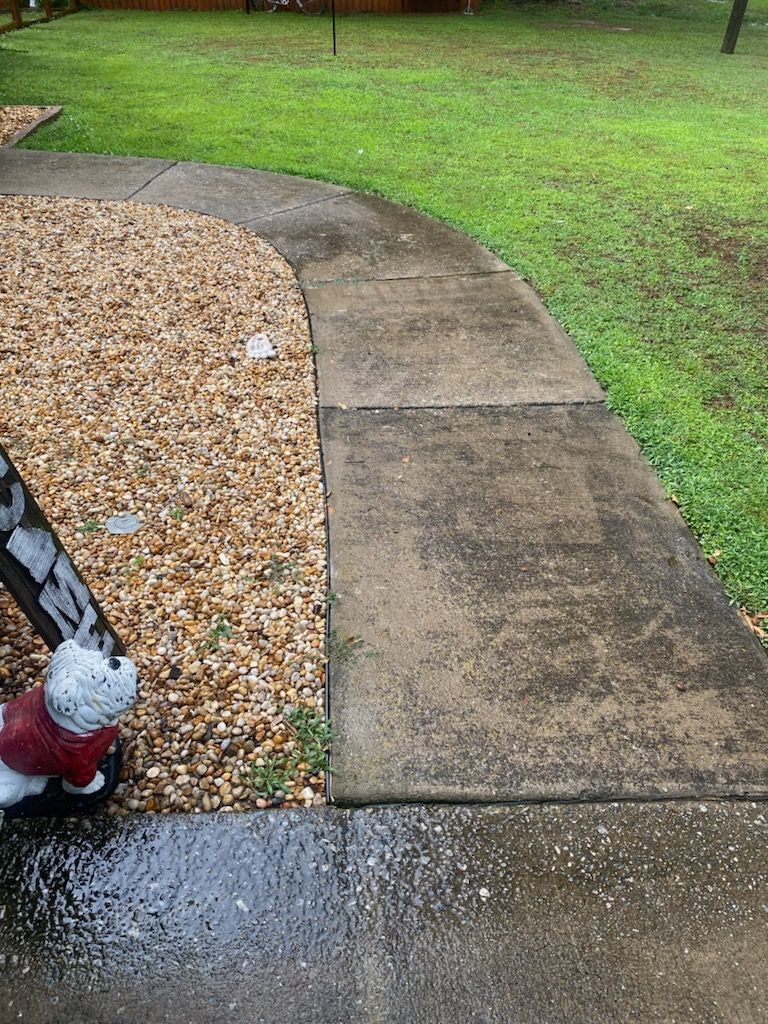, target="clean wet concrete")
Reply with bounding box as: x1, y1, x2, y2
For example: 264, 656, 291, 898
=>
2, 800, 768, 1024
